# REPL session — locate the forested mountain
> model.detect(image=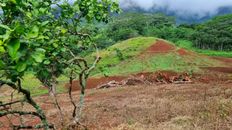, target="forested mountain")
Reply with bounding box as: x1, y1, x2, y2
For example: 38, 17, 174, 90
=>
120, 1, 232, 24
93, 13, 232, 51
